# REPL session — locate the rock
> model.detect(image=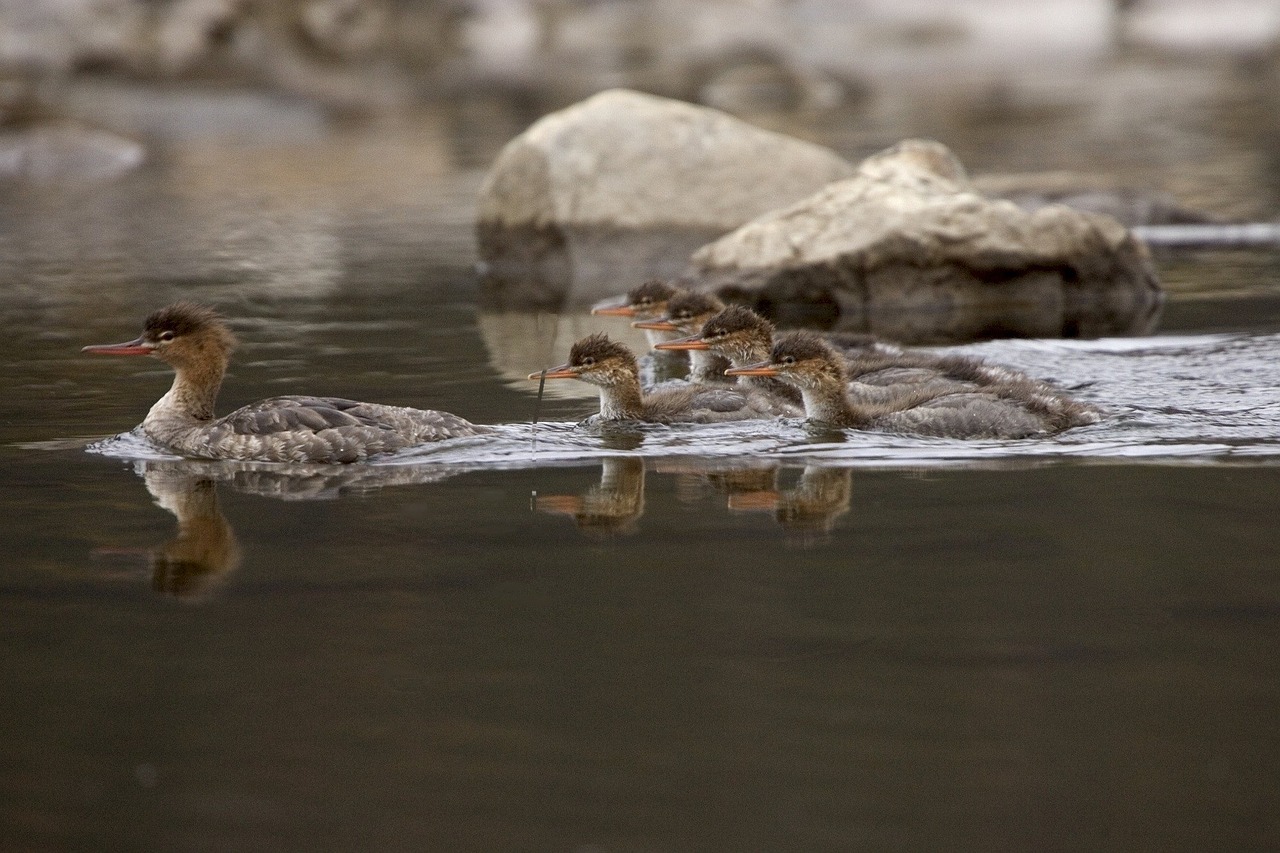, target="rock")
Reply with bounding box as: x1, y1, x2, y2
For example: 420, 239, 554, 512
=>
475, 88, 855, 309
686, 139, 1163, 343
